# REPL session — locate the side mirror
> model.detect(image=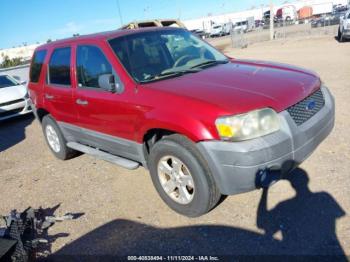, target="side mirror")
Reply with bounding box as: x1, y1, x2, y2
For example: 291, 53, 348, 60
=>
98, 74, 124, 94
